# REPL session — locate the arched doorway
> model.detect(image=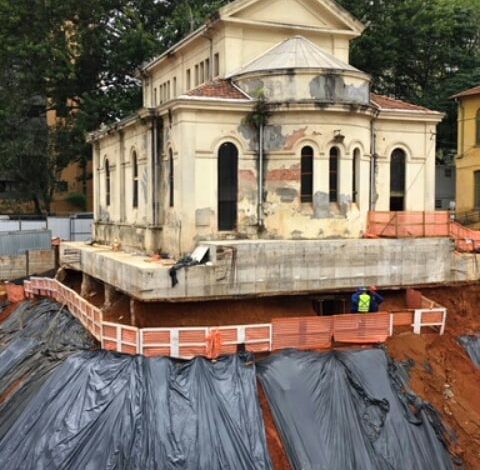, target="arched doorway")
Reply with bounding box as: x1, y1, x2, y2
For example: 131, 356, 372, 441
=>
390, 148, 406, 211
218, 142, 238, 231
